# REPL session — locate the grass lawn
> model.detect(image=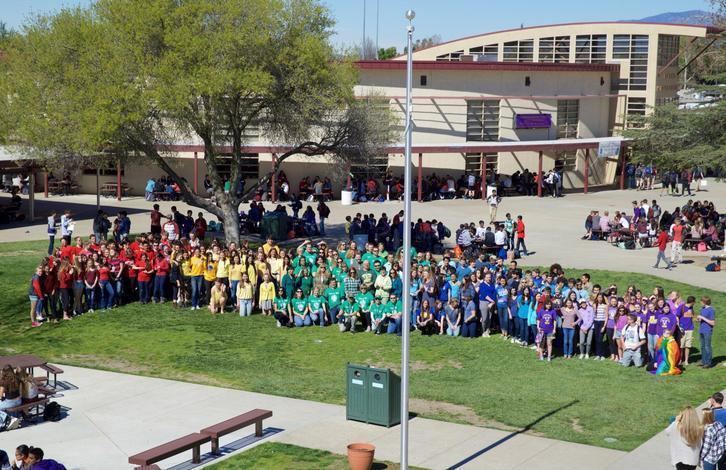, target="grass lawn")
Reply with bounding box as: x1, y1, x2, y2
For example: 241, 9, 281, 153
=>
206, 442, 412, 469
1, 239, 724, 451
